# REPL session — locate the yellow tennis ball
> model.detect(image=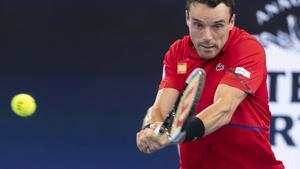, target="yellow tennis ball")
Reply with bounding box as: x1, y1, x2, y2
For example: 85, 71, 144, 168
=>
11, 93, 37, 117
